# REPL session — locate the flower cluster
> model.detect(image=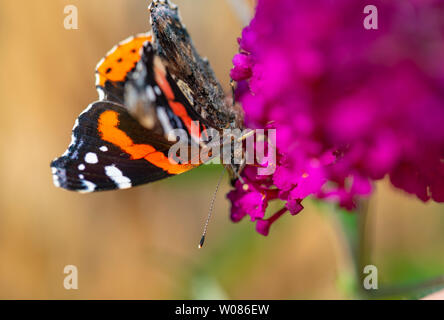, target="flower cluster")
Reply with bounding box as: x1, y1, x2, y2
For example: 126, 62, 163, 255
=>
228, 0, 444, 235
